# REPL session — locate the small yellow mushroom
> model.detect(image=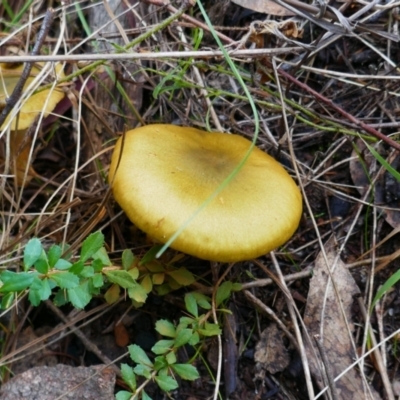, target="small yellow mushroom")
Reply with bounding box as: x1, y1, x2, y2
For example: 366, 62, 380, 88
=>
109, 124, 302, 262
